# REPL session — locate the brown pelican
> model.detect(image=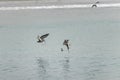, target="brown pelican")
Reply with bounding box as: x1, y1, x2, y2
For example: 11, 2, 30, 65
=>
37, 33, 49, 43
63, 40, 70, 51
